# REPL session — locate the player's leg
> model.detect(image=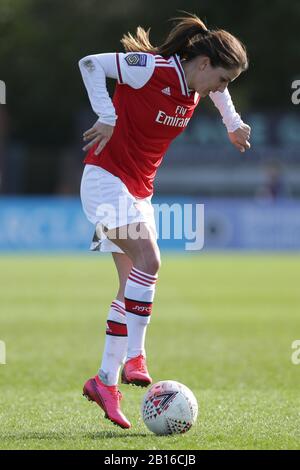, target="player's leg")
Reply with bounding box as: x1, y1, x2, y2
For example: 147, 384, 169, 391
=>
80, 166, 157, 424
112, 252, 133, 302
83, 252, 133, 429
104, 222, 160, 387
98, 253, 132, 386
